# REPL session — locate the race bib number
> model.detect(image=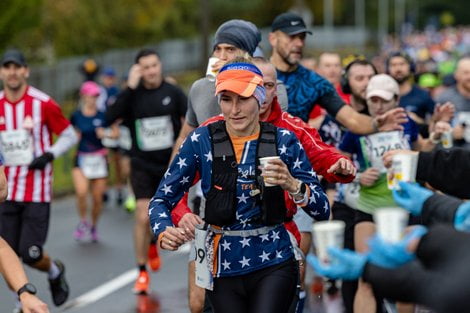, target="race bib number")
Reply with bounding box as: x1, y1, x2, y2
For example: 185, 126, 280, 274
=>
0, 129, 34, 166
457, 112, 470, 142
194, 225, 213, 290
363, 131, 409, 173
343, 182, 360, 209
135, 116, 174, 151
79, 153, 108, 179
